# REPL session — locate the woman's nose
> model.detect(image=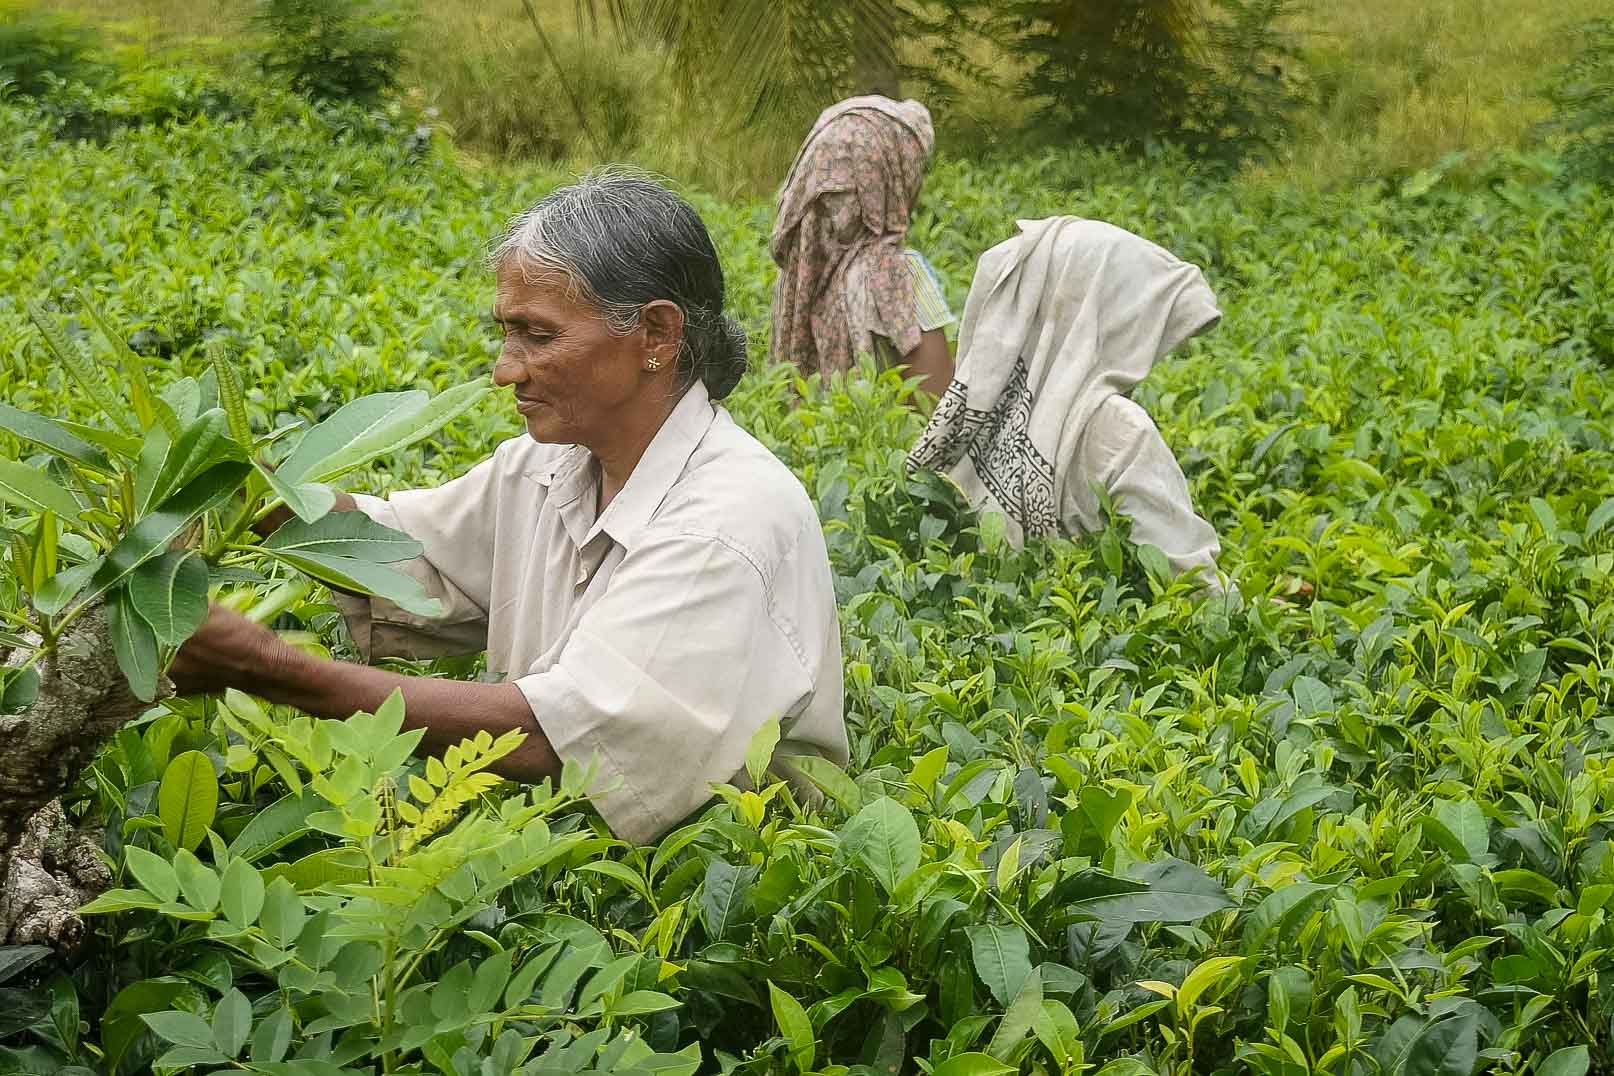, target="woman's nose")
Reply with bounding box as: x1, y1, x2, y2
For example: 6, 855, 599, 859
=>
492, 349, 526, 387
